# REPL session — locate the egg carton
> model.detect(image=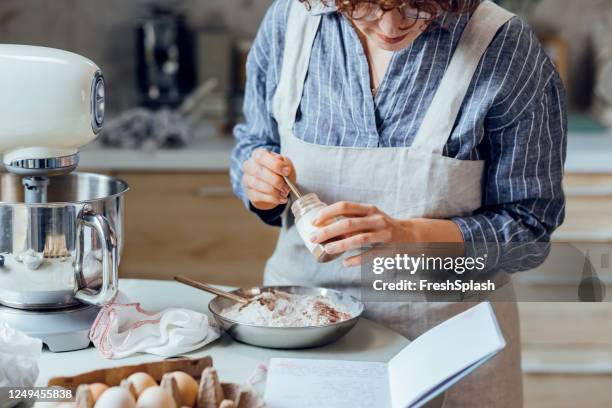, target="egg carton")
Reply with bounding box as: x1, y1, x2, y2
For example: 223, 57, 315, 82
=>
45, 356, 263, 408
